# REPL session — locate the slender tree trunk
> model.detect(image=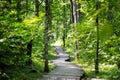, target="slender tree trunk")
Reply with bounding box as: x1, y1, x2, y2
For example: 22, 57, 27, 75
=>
76, 3, 81, 22
70, 0, 74, 23
70, 0, 81, 23
26, 40, 33, 65
72, 0, 77, 23
56, 21, 59, 40
17, 0, 21, 21
75, 40, 79, 62
35, 0, 39, 16
70, 0, 81, 61
27, 40, 33, 57
44, 0, 52, 72
26, 0, 28, 15
95, 0, 99, 73
62, 0, 66, 48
